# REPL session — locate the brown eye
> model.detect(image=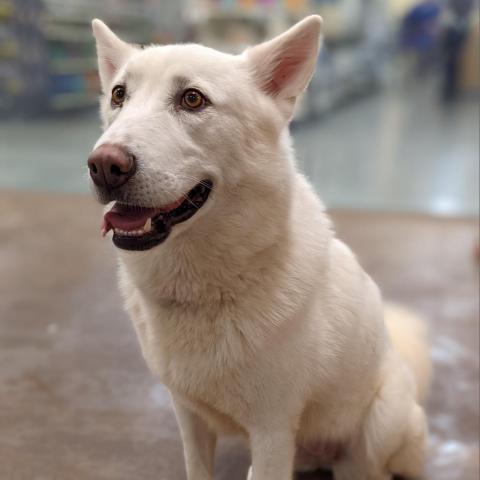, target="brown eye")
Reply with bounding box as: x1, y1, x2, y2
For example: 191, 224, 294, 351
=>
111, 85, 126, 106
181, 89, 205, 110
